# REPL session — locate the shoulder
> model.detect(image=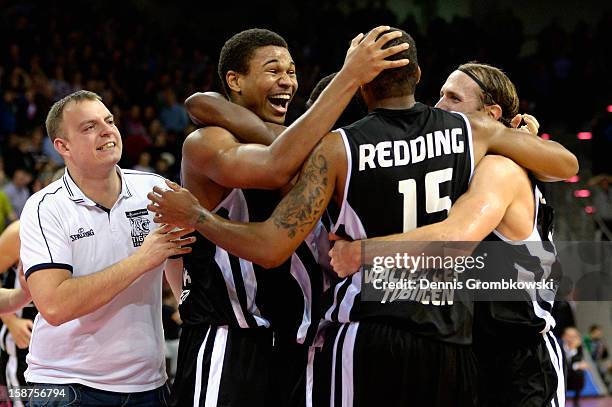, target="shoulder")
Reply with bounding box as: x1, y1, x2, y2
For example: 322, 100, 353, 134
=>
304, 131, 346, 171
474, 155, 527, 182
21, 180, 66, 226
24, 179, 66, 210
121, 168, 168, 190
183, 127, 238, 152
